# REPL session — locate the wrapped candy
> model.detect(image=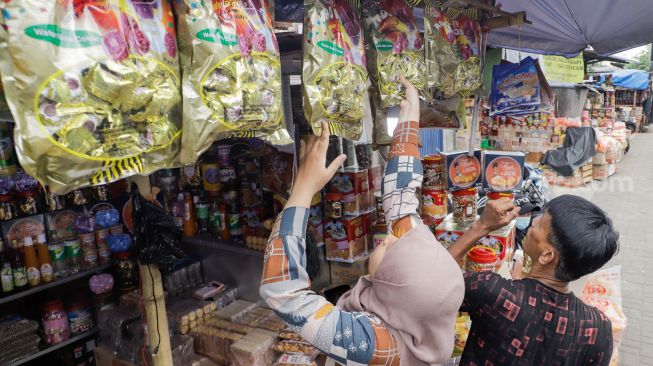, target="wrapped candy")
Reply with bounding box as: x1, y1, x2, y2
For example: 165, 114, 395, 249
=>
0, 1, 182, 194
95, 208, 120, 229
361, 0, 428, 107
107, 233, 133, 253
176, 0, 292, 165
424, 3, 484, 96
303, 0, 368, 140
89, 273, 114, 295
